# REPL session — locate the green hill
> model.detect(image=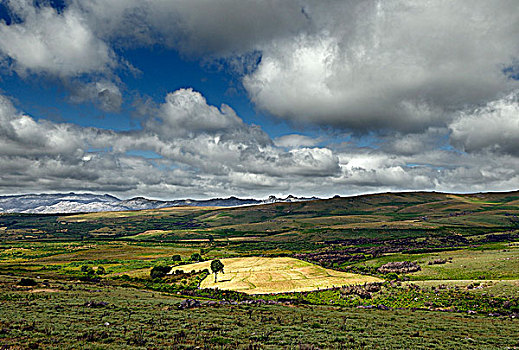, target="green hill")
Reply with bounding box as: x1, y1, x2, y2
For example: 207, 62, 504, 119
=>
1, 190, 518, 242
